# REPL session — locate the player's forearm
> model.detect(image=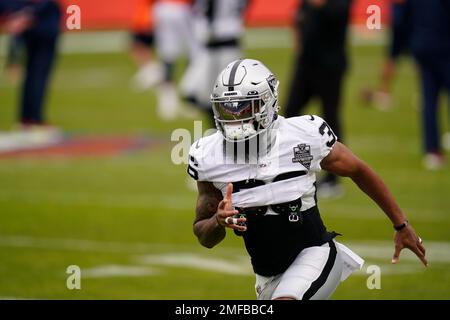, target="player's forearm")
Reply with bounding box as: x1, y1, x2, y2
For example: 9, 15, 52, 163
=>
193, 216, 226, 248
350, 163, 407, 226
193, 183, 227, 248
